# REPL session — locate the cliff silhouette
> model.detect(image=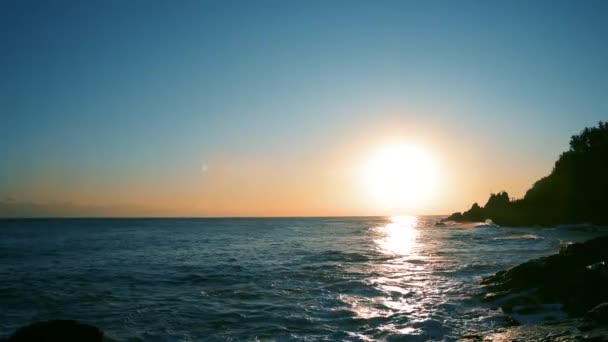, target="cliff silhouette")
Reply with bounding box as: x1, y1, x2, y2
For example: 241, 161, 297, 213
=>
448, 122, 608, 226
